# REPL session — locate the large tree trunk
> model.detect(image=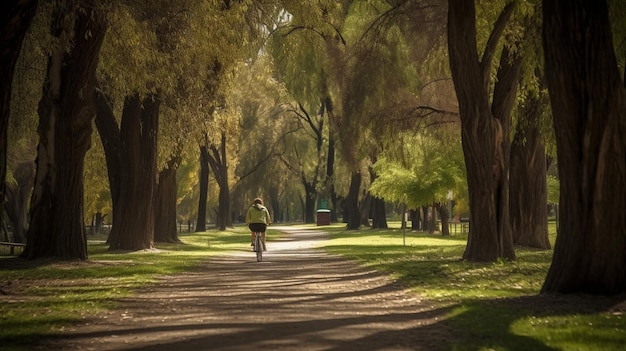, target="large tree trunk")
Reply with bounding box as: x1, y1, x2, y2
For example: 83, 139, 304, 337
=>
448, 0, 519, 262
0, 0, 38, 241
510, 86, 550, 249
154, 157, 180, 243
541, 0, 626, 294
345, 171, 361, 230
24, 1, 106, 259
207, 132, 232, 230
196, 145, 209, 232
107, 94, 159, 251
